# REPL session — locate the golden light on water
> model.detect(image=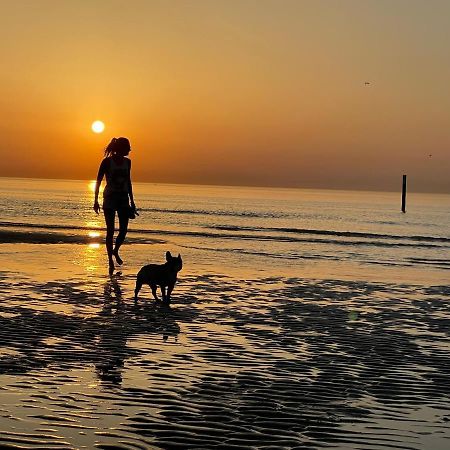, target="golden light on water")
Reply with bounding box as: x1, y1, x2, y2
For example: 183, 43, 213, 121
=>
83, 242, 102, 273
86, 220, 101, 228
91, 120, 105, 133
85, 220, 102, 252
